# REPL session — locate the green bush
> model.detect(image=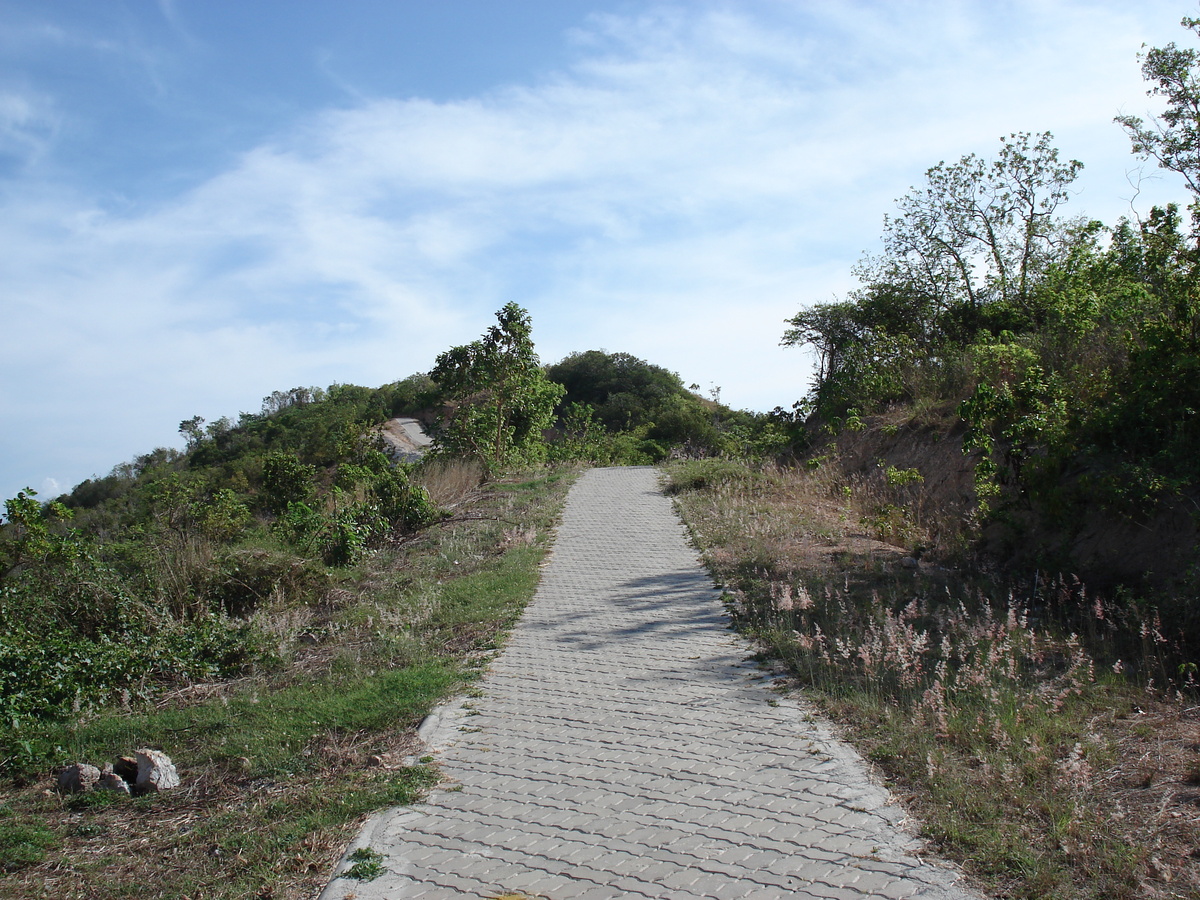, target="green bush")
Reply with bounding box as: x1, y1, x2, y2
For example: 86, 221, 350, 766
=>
547, 350, 686, 431
261, 452, 316, 513
203, 549, 324, 617
0, 618, 268, 728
